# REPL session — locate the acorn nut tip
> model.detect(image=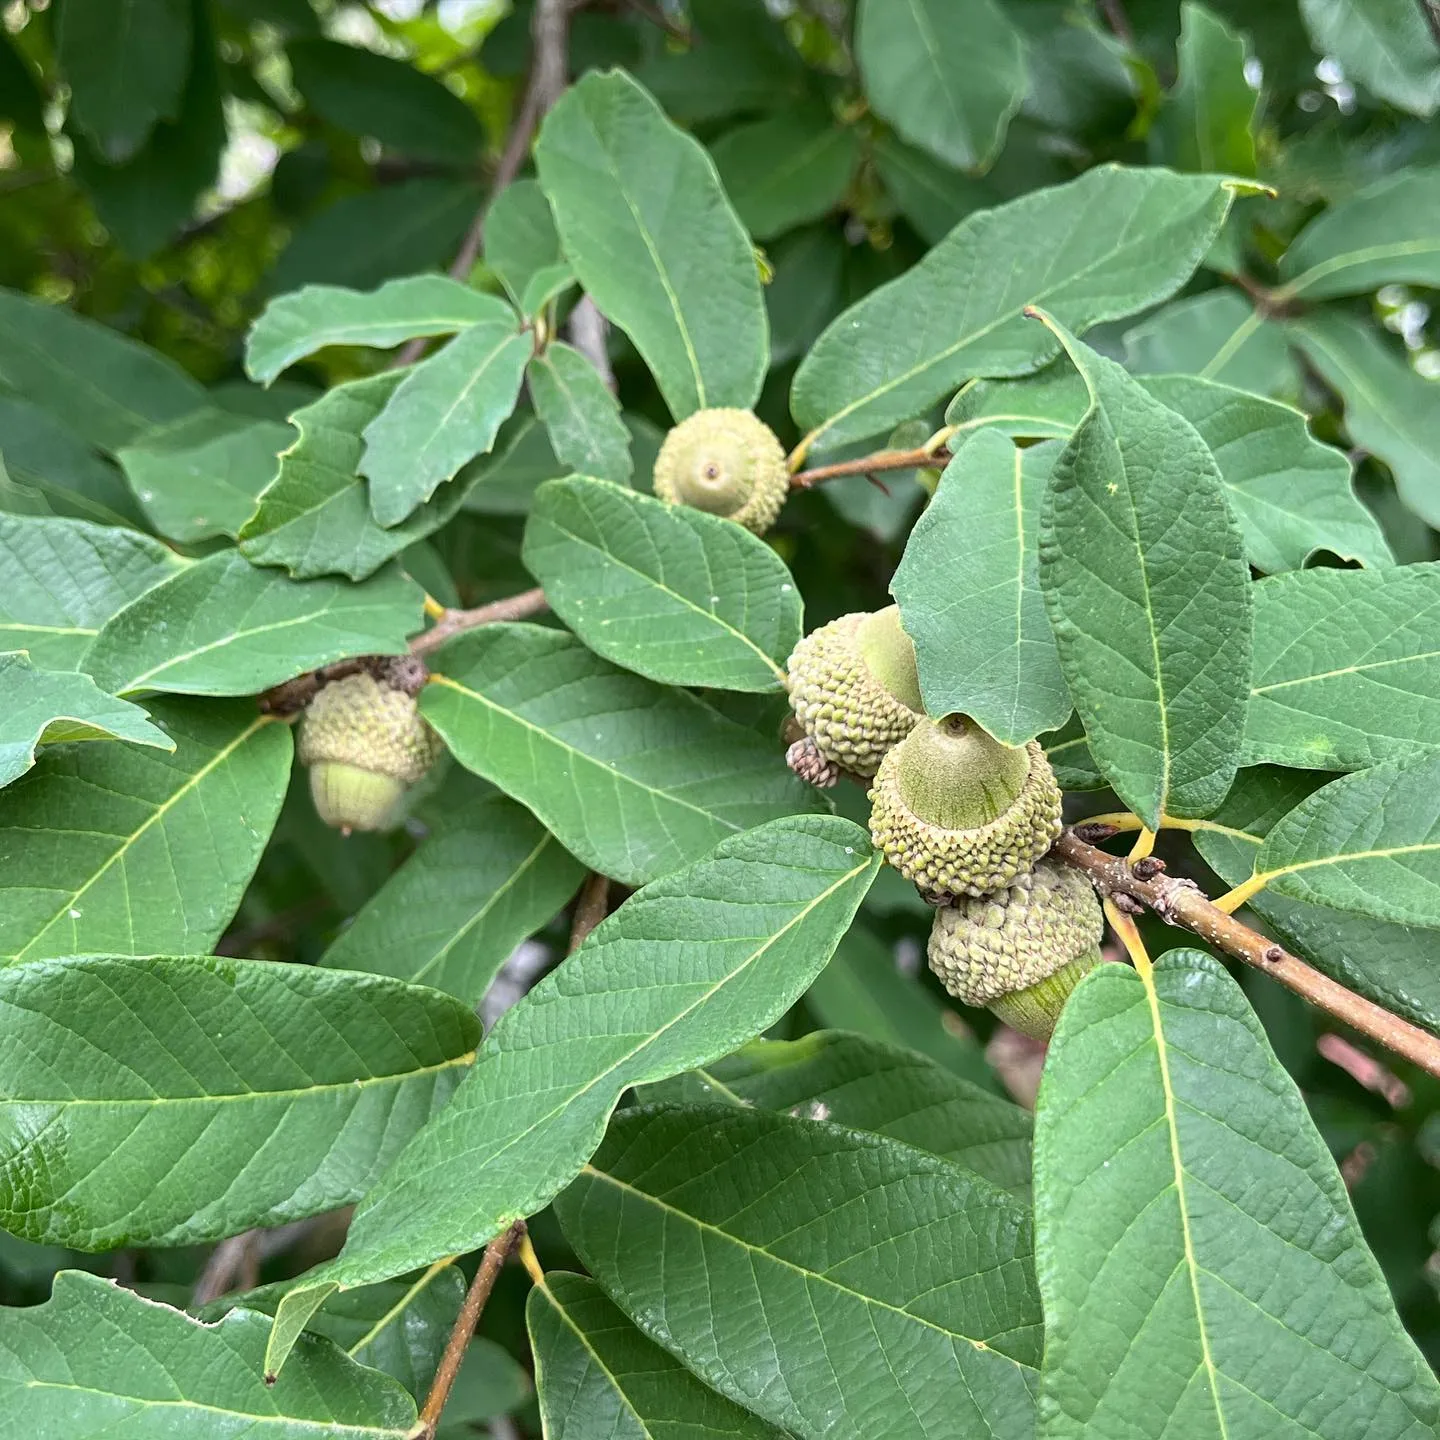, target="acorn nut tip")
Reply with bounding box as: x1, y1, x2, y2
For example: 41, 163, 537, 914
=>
298, 672, 442, 833
652, 408, 788, 535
